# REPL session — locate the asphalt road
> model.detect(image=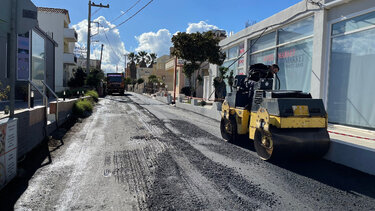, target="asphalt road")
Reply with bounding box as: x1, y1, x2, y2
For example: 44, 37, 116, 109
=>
12, 93, 375, 210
